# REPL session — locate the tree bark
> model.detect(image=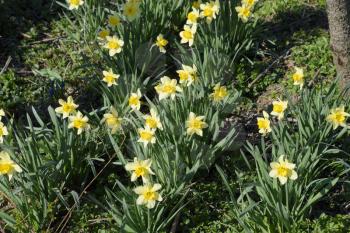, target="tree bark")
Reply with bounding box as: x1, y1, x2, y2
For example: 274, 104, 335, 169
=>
326, 0, 350, 89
